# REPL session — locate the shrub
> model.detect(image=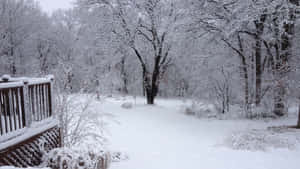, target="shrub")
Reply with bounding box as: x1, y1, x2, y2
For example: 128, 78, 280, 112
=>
44, 148, 111, 169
